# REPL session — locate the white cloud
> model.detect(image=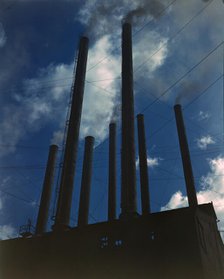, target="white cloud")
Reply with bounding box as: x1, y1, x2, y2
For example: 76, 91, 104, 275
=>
133, 31, 168, 78
0, 63, 73, 156
0, 225, 17, 240
51, 130, 64, 146
0, 23, 6, 47
0, 35, 120, 156
136, 156, 161, 169
161, 191, 188, 211
161, 156, 224, 238
78, 0, 139, 39
196, 135, 215, 150
0, 1, 170, 157
198, 111, 210, 121
147, 157, 160, 167
80, 35, 120, 143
